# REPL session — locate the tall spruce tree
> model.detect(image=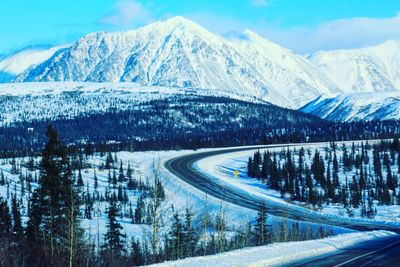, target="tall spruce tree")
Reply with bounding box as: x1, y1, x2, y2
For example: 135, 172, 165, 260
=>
169, 212, 184, 260
254, 203, 269, 245
0, 198, 11, 237
183, 208, 197, 257
11, 196, 23, 242
26, 125, 82, 265
104, 200, 126, 256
